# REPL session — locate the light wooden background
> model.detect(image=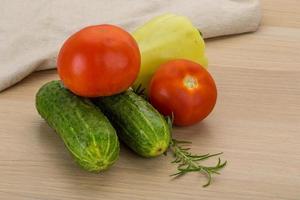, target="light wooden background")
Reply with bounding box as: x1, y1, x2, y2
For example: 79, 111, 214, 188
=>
1, 0, 300, 199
